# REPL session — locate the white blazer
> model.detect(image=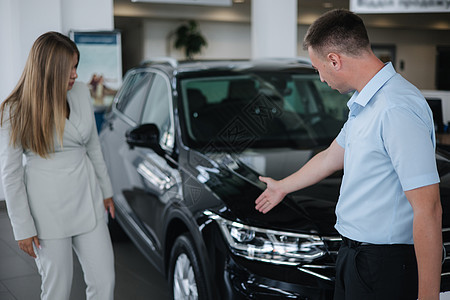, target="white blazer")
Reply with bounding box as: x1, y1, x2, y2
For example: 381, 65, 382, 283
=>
0, 82, 113, 240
